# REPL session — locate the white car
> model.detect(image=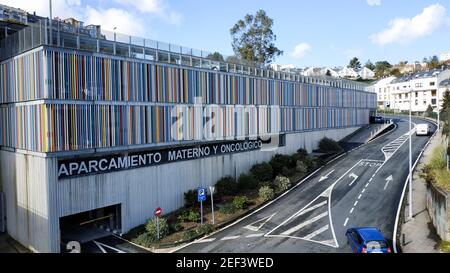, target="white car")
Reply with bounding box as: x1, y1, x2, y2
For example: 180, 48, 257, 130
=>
416, 124, 430, 136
